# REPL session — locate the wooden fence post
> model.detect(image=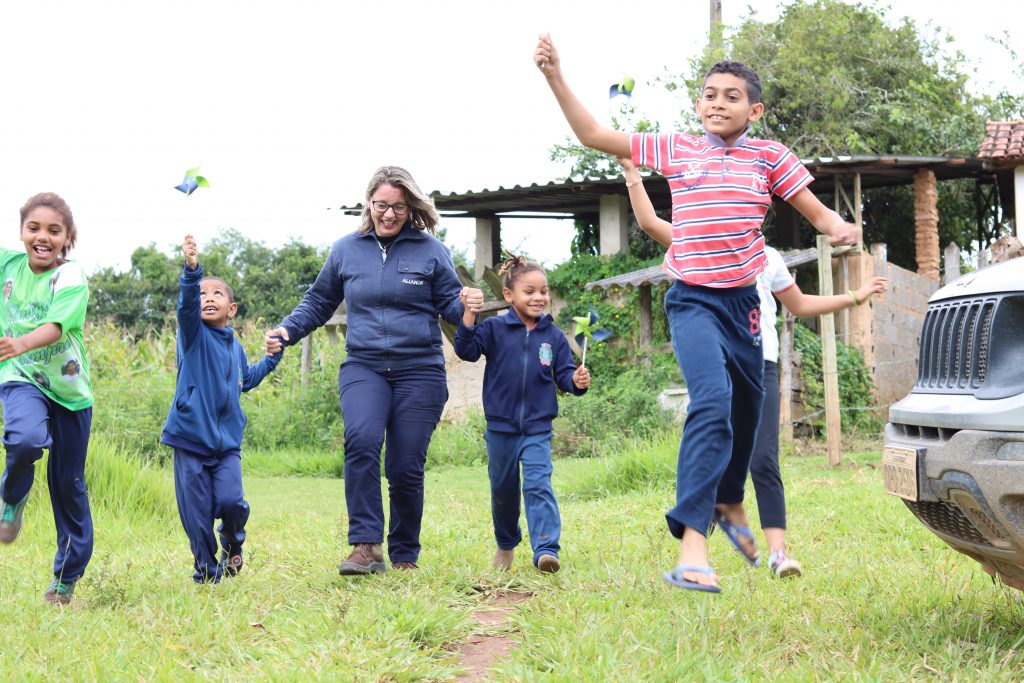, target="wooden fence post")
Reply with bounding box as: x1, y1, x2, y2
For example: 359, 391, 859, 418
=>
817, 235, 842, 466
779, 311, 794, 444
301, 336, 312, 386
